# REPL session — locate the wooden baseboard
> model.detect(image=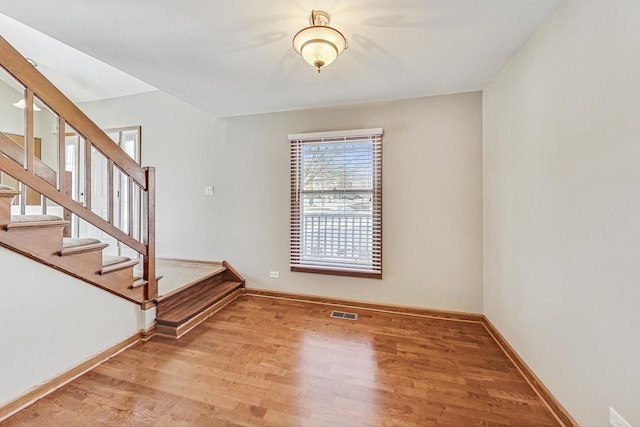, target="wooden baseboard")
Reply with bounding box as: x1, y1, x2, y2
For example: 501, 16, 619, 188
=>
140, 325, 156, 341
482, 317, 578, 427
243, 288, 484, 323
0, 332, 142, 422
156, 288, 243, 339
